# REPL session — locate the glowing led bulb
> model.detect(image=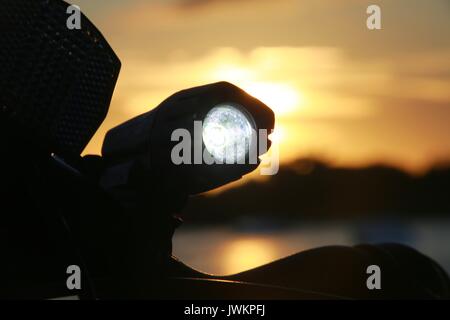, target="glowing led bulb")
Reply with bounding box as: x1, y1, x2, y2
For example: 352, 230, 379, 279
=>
203, 104, 255, 163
